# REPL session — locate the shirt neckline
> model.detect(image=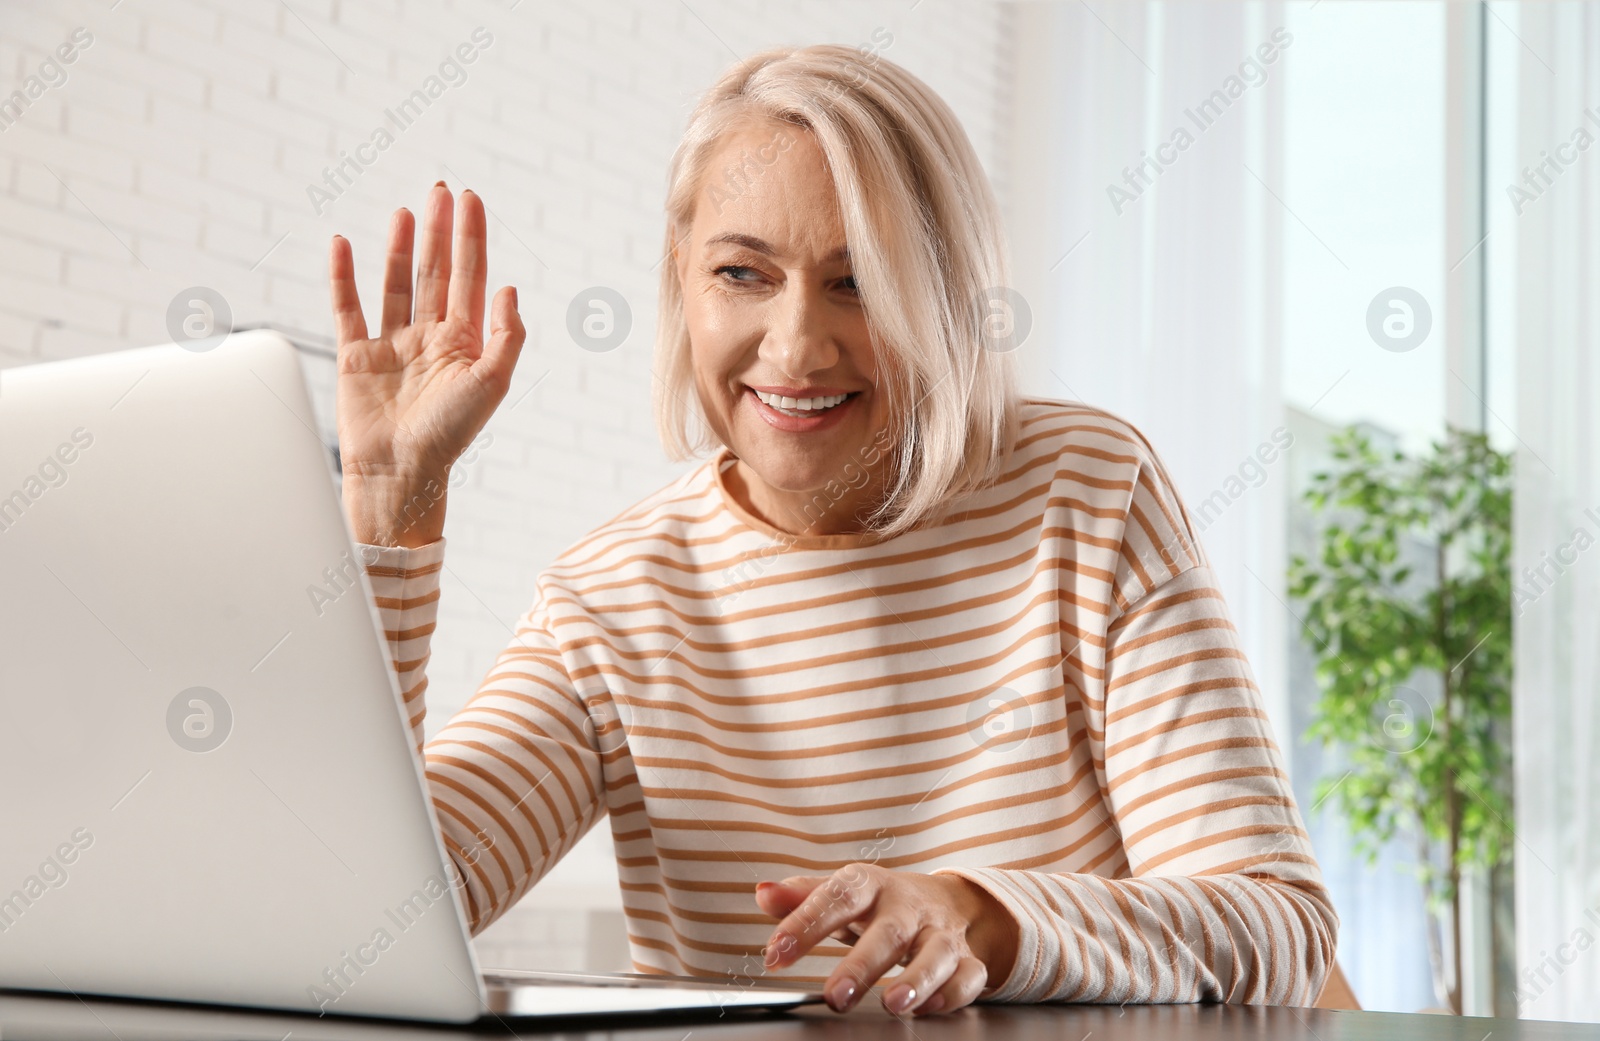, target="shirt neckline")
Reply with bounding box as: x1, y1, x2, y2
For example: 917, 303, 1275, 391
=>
710, 446, 896, 551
